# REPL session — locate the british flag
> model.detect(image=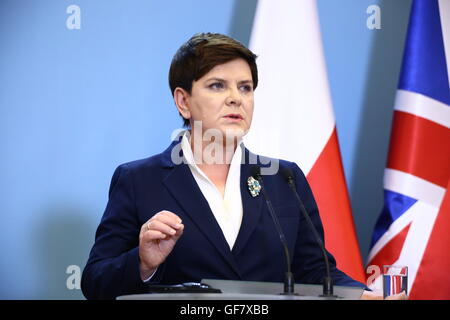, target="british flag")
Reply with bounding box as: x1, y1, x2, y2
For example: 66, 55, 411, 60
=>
367, 0, 450, 299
